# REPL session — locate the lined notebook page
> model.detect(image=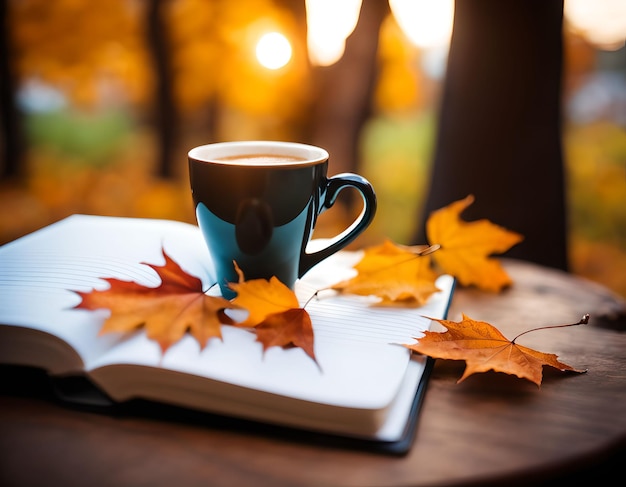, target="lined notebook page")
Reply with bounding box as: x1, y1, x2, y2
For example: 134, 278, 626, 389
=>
0, 215, 213, 367
0, 215, 453, 410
